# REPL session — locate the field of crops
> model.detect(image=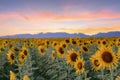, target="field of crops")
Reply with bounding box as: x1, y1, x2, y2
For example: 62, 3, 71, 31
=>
0, 37, 120, 80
